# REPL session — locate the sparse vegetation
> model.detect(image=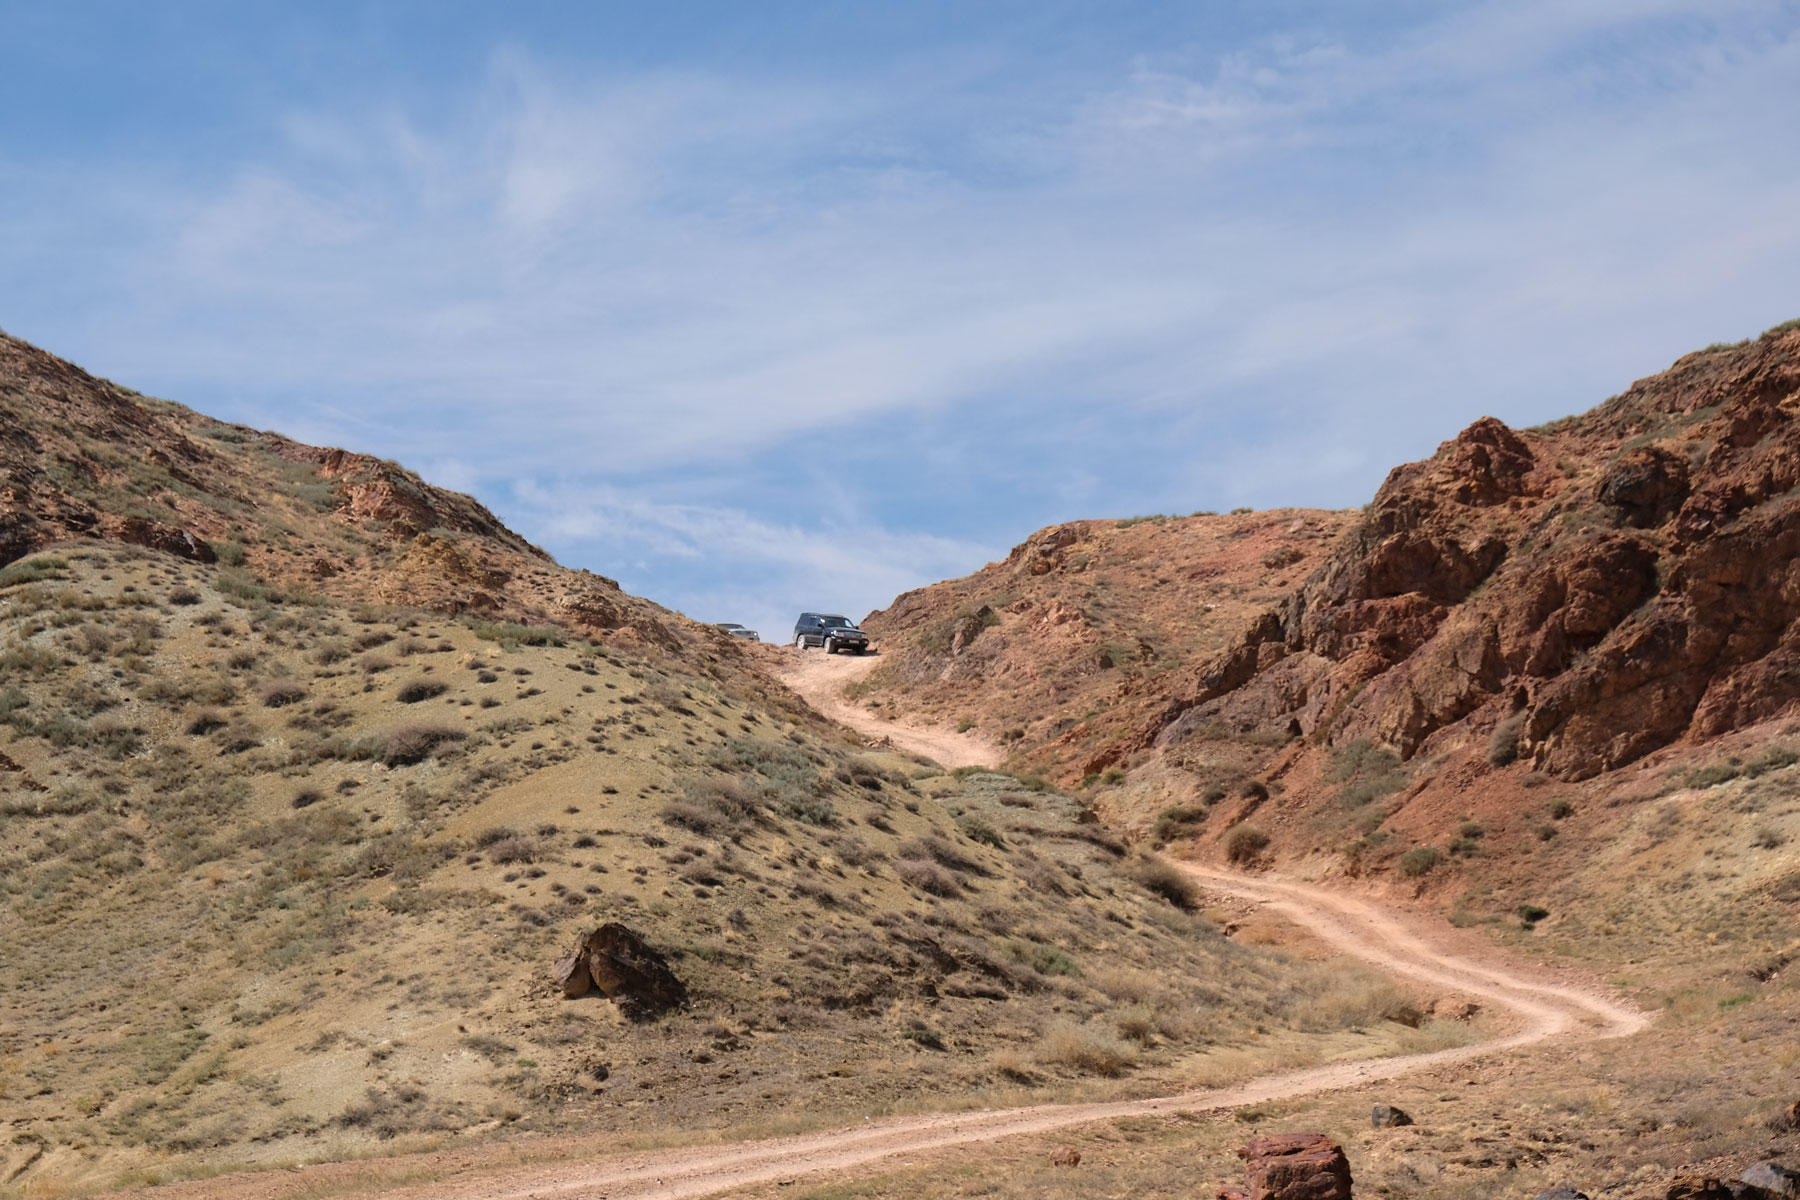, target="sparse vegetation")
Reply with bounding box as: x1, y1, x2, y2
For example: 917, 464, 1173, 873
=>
1398, 846, 1441, 878
1224, 823, 1269, 864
